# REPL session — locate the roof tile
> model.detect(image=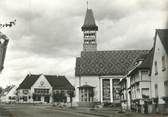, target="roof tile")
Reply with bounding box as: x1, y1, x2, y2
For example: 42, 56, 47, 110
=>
17, 74, 74, 90
75, 50, 149, 76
